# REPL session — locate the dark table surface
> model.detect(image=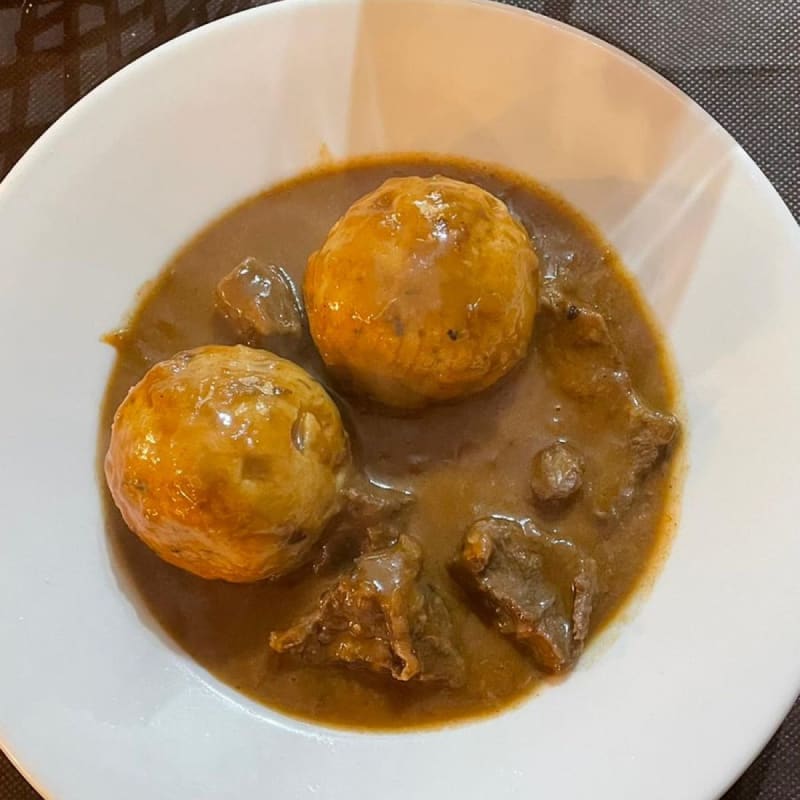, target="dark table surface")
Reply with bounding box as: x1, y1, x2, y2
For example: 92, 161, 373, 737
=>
0, 1, 798, 798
